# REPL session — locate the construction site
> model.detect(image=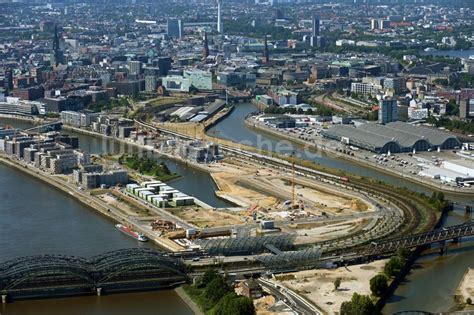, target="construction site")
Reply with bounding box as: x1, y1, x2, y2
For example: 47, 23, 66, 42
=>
85, 142, 398, 256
